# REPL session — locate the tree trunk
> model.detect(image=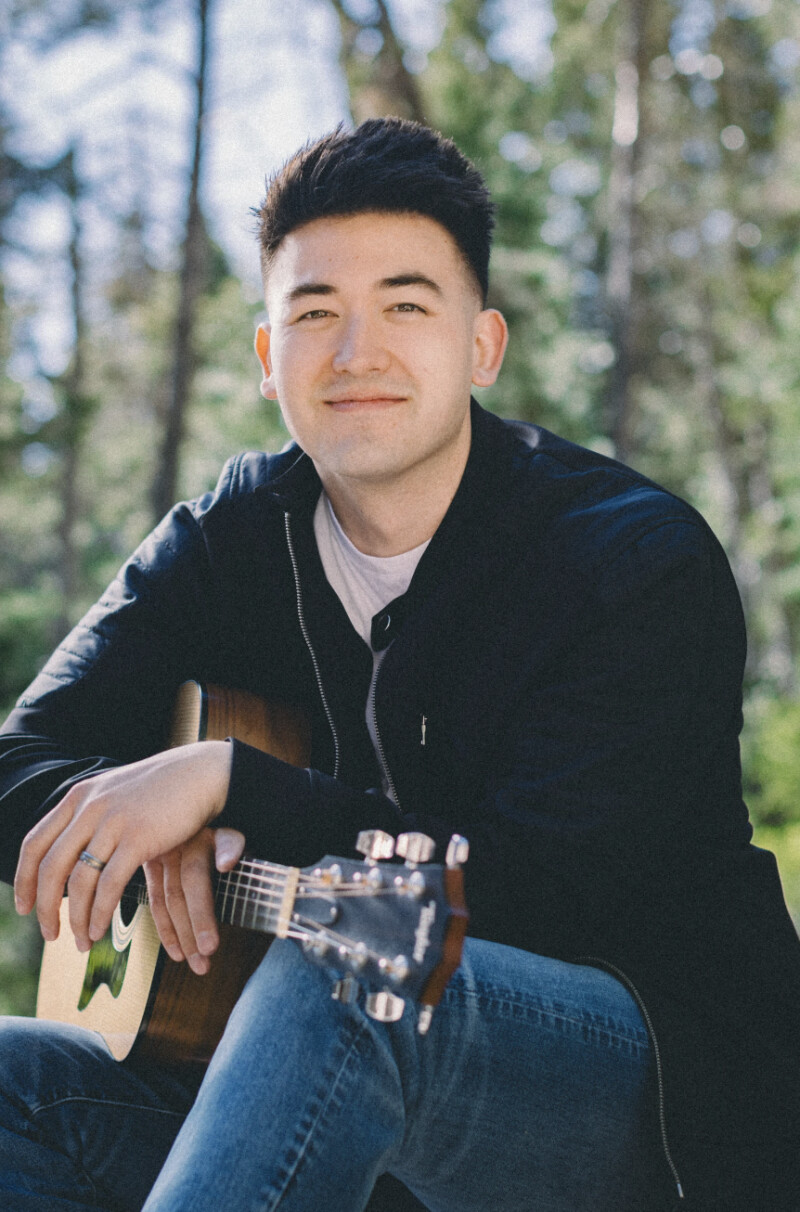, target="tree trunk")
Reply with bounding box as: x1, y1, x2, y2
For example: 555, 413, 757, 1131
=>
695, 289, 795, 693
603, 0, 648, 462
150, 0, 210, 523
329, 0, 428, 124
56, 148, 89, 640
